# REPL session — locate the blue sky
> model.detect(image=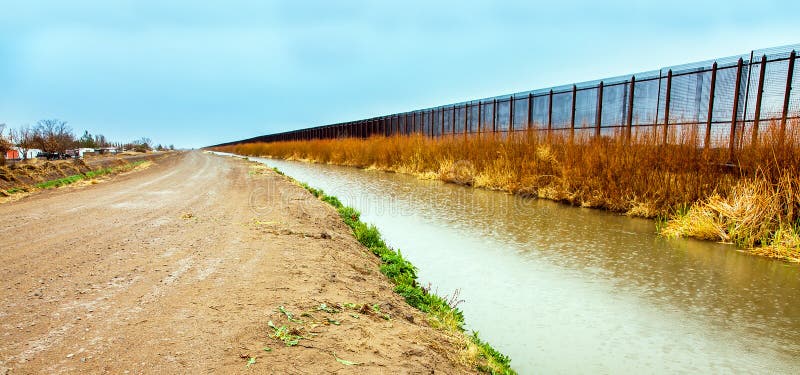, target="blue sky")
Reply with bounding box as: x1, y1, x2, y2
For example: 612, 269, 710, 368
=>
1, 1, 798, 148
